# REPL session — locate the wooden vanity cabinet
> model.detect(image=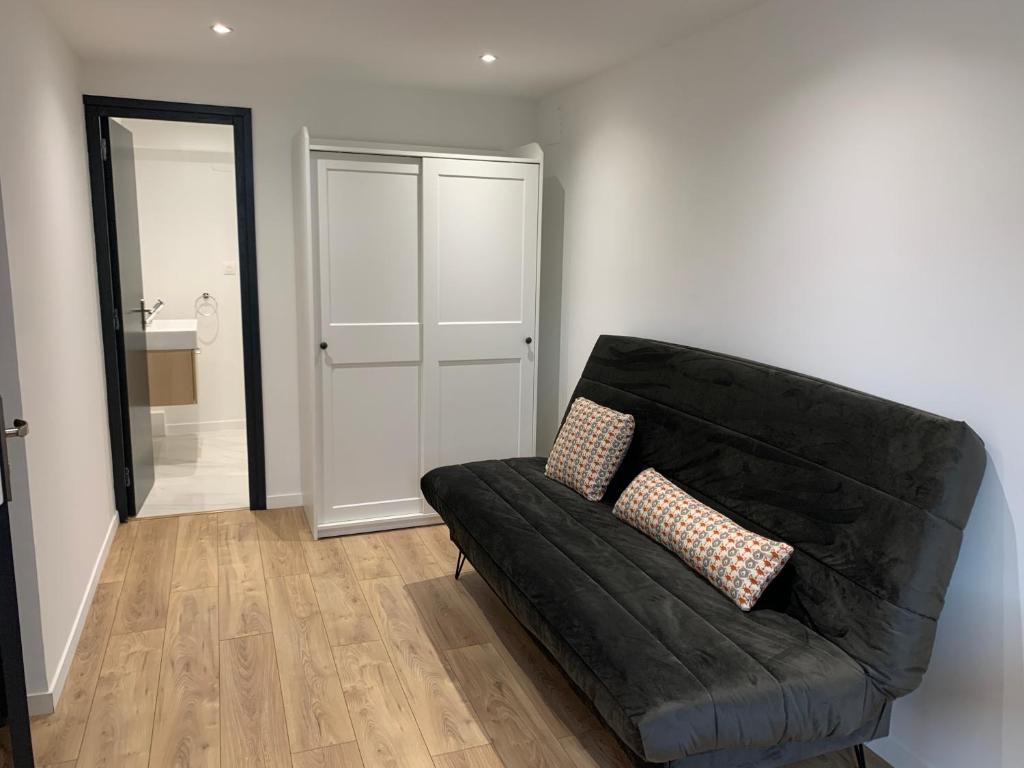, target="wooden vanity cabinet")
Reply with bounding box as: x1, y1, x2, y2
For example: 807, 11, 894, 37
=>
147, 349, 197, 406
